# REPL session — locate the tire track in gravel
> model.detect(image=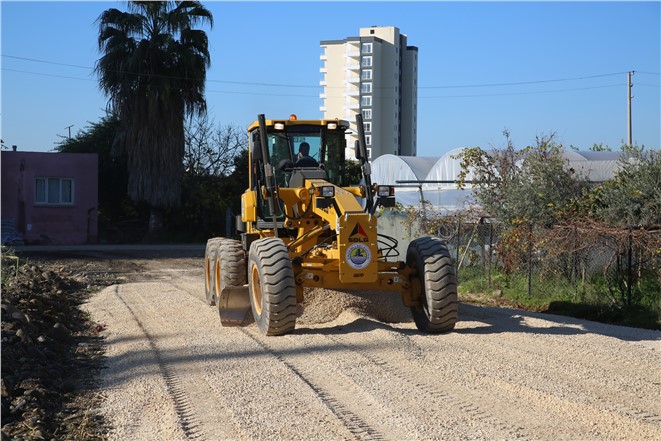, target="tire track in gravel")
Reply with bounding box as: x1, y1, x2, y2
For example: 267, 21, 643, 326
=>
111, 284, 244, 441
240, 327, 389, 441
111, 286, 205, 439
453, 323, 661, 428
316, 329, 531, 440
342, 317, 661, 440
453, 309, 661, 430
461, 306, 661, 377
